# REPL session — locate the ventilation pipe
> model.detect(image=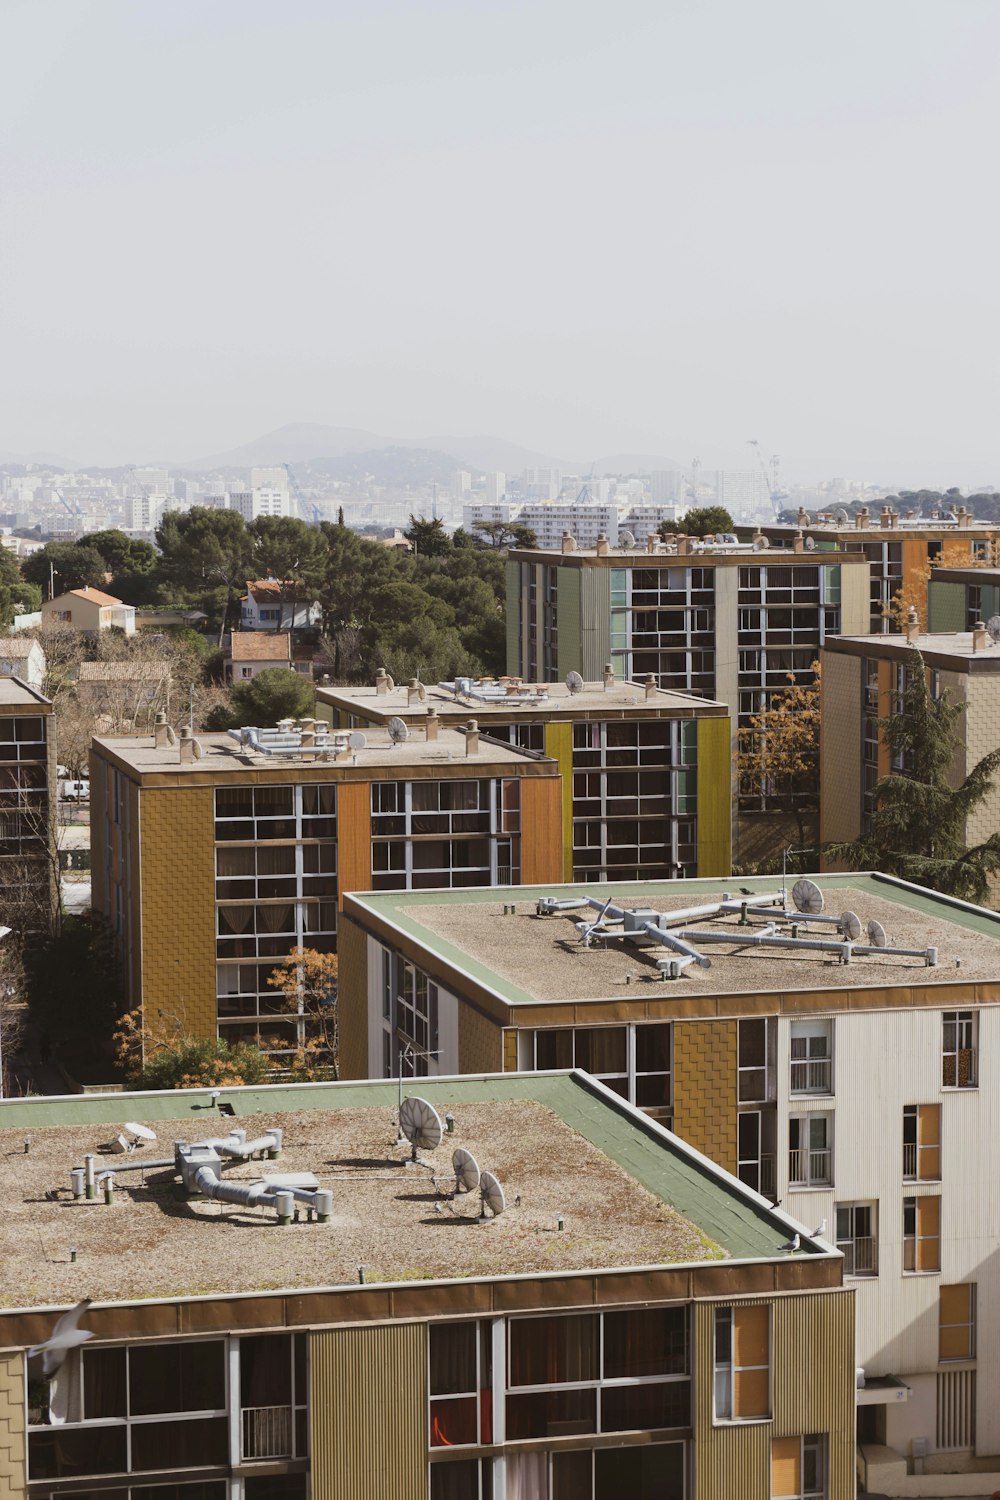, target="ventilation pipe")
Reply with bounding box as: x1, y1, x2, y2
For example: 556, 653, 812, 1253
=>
905, 607, 921, 643
856, 506, 870, 529
643, 674, 657, 700
464, 719, 480, 756
972, 619, 988, 652
426, 708, 440, 741
375, 668, 394, 695
603, 663, 615, 690
179, 725, 202, 762
792, 531, 805, 553
561, 531, 576, 554
595, 532, 610, 557
153, 713, 176, 749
